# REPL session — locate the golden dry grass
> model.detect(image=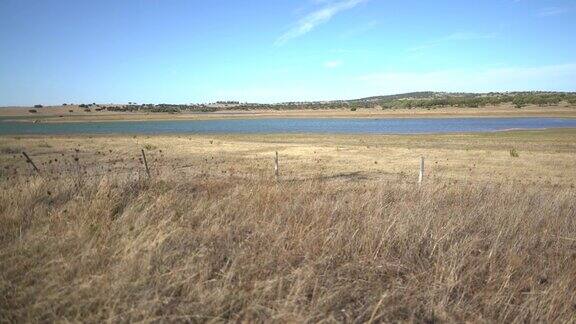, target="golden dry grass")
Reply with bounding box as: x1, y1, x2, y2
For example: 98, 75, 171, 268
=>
1, 131, 576, 322
1, 129, 575, 186
1, 175, 575, 322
